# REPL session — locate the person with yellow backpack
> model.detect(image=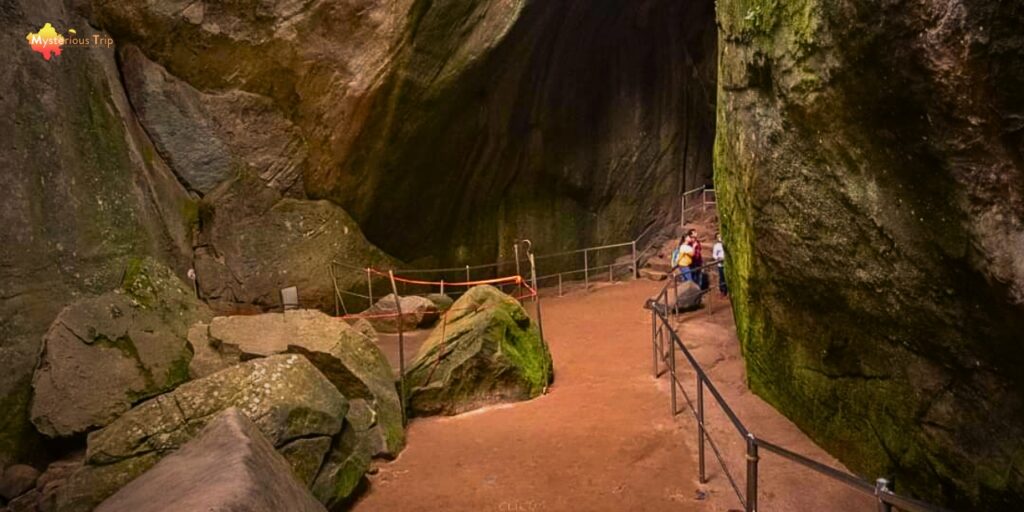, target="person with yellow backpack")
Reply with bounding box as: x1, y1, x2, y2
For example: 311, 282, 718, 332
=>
670, 235, 696, 282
